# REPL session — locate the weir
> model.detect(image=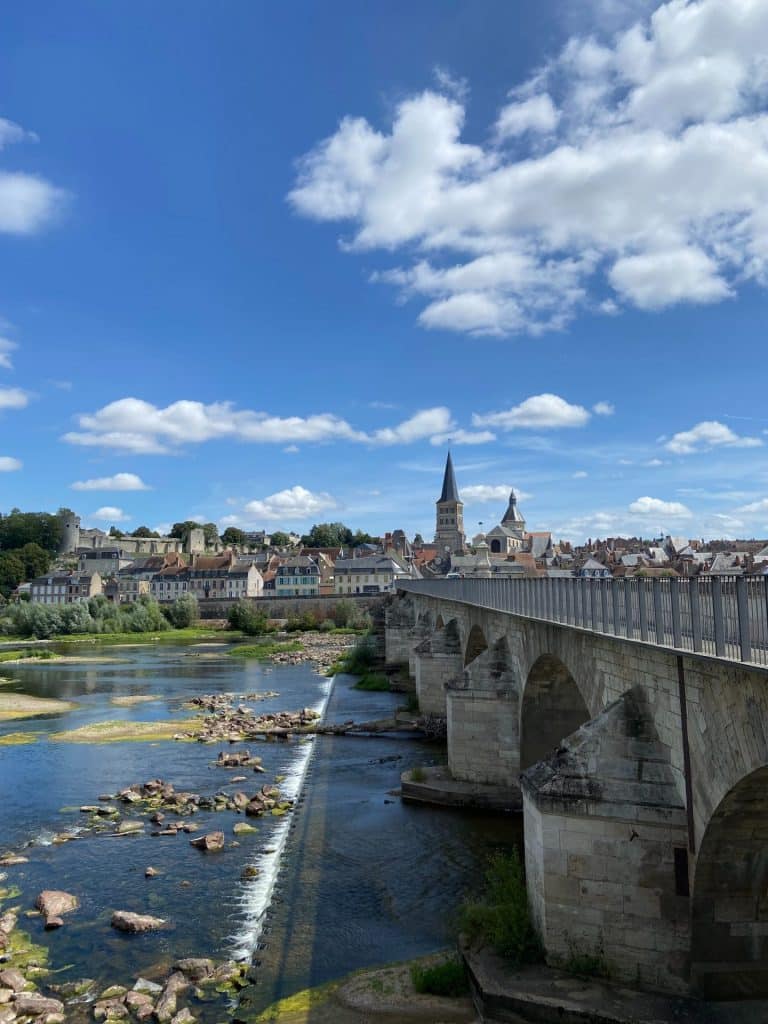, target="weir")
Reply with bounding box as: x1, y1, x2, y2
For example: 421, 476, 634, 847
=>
387, 577, 768, 1000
